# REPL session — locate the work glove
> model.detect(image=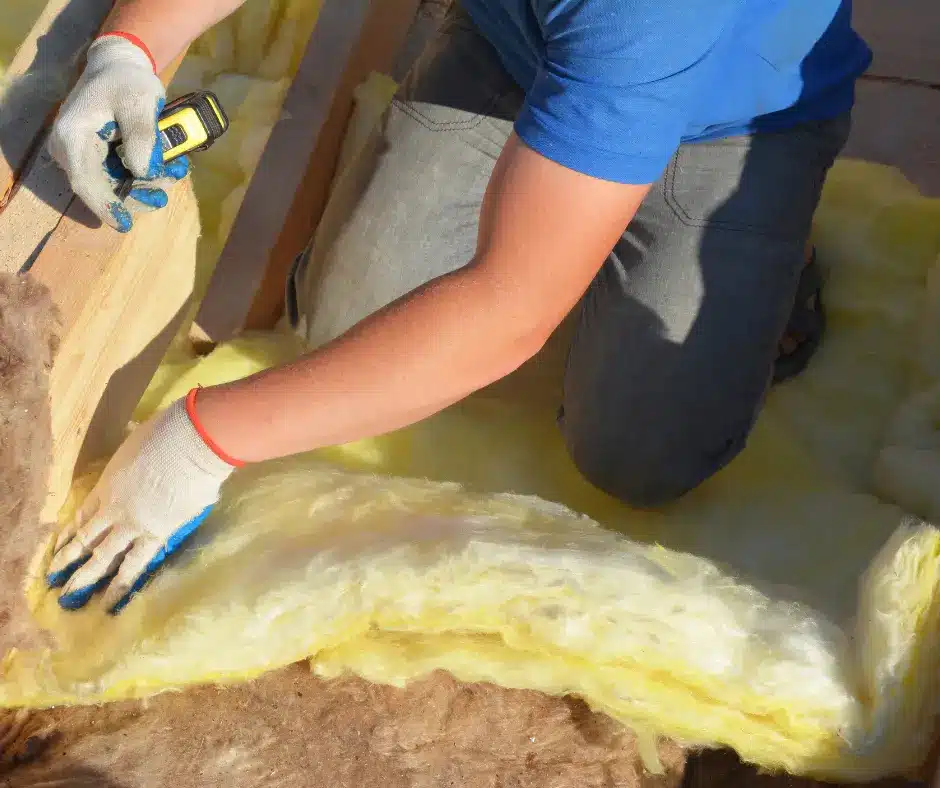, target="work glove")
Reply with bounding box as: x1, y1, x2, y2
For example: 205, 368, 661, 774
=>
48, 33, 190, 233
47, 391, 242, 614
